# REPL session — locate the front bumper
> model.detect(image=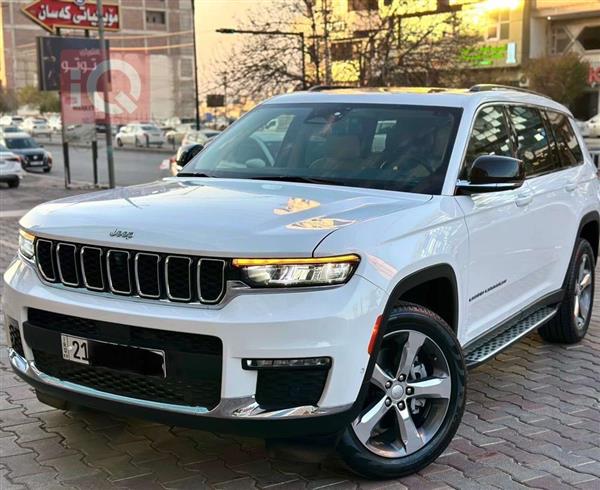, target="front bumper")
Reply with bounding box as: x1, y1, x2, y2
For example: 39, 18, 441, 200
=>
4, 256, 385, 436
